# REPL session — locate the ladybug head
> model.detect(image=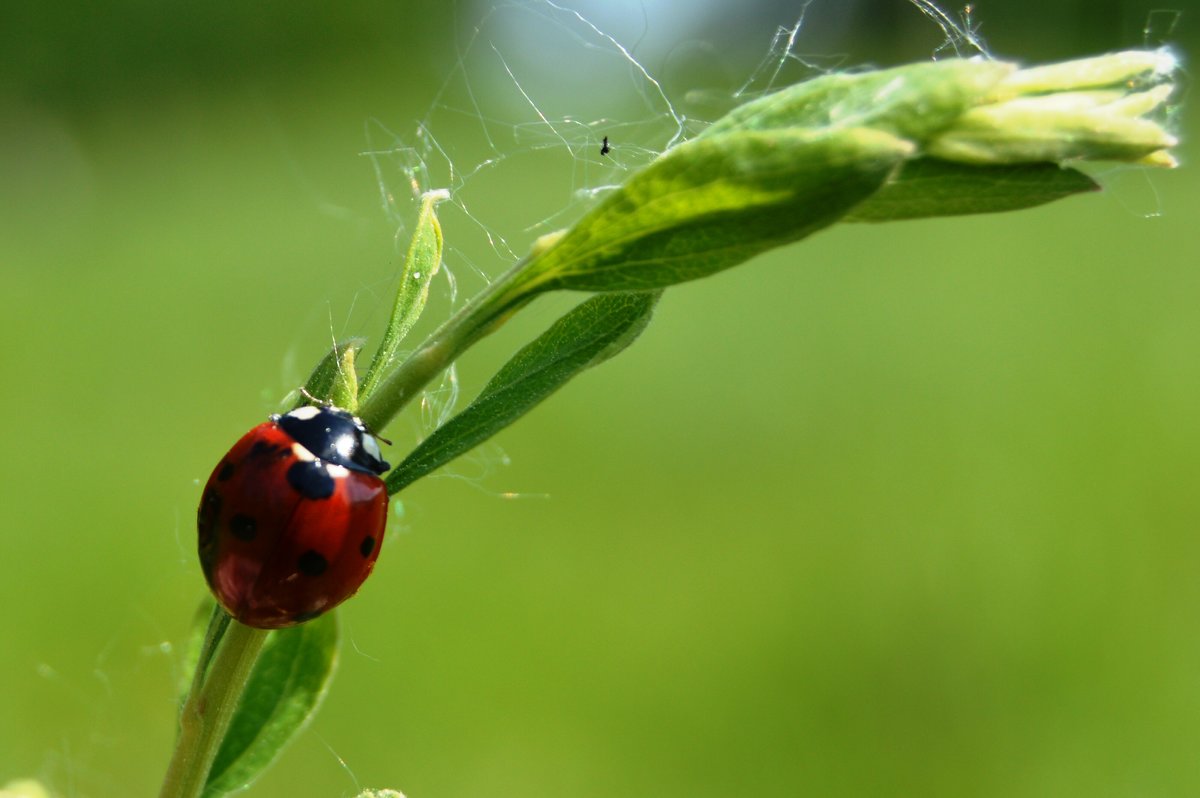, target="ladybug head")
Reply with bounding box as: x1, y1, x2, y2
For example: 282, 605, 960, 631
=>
273, 405, 391, 475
